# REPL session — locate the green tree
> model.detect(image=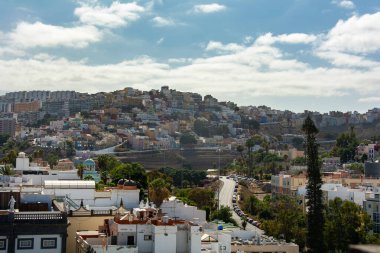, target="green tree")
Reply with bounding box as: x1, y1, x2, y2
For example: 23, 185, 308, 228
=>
292, 137, 304, 150
292, 157, 306, 166
0, 164, 15, 176
324, 198, 373, 252
0, 133, 10, 146
333, 127, 359, 163
97, 154, 120, 182
262, 196, 306, 249
211, 205, 237, 225
76, 164, 85, 180
302, 116, 324, 253
84, 175, 94, 181
194, 119, 210, 137
110, 163, 147, 189
1, 149, 18, 167
147, 170, 173, 186
187, 188, 215, 209
180, 132, 197, 145
149, 178, 170, 207
64, 140, 76, 157
348, 163, 364, 174
33, 149, 44, 159
47, 154, 59, 169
